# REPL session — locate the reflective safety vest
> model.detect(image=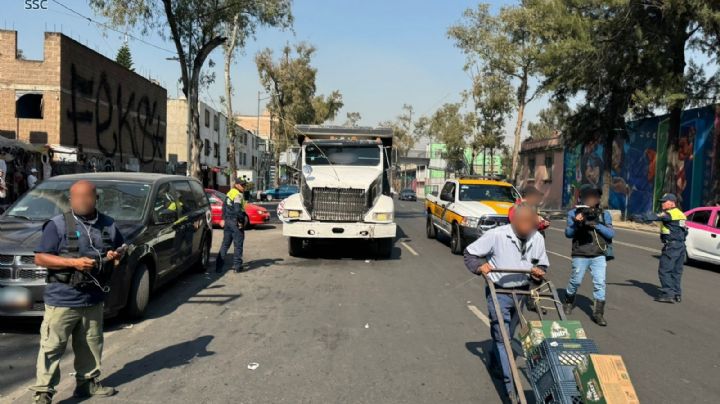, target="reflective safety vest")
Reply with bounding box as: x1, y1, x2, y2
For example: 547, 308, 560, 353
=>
223, 188, 246, 221
659, 207, 687, 243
